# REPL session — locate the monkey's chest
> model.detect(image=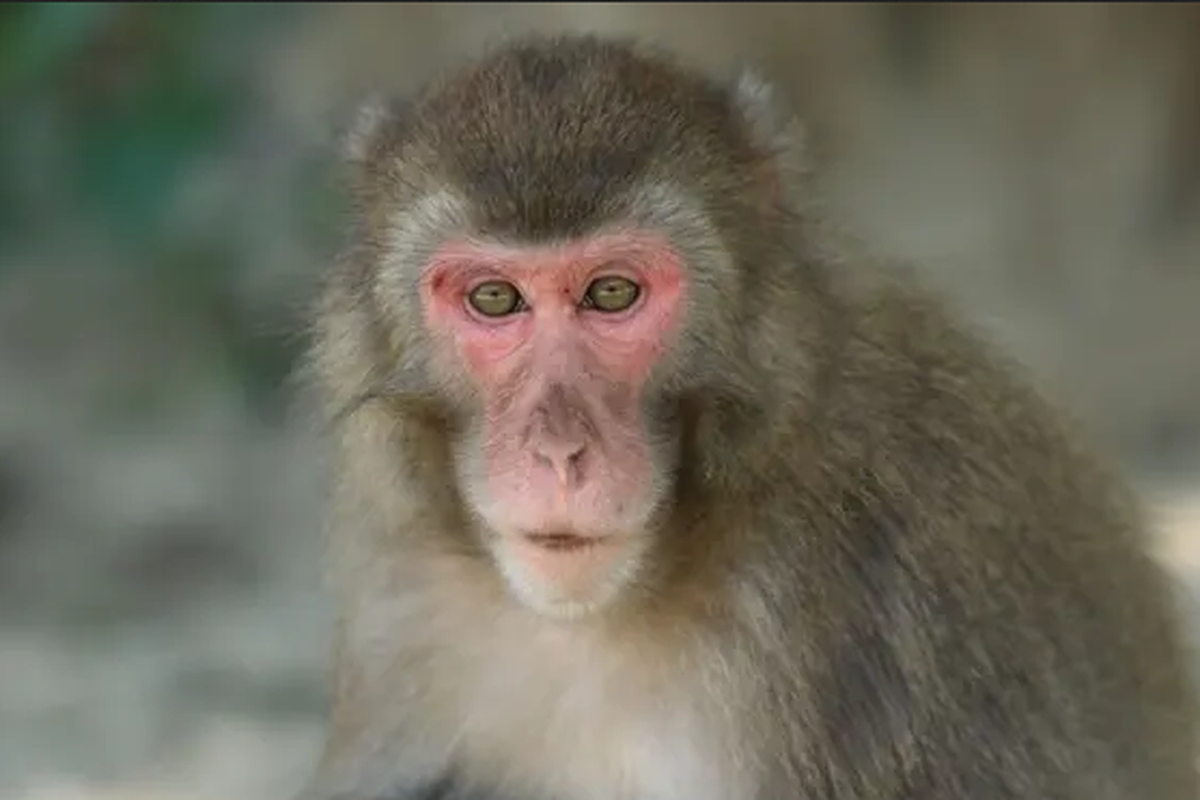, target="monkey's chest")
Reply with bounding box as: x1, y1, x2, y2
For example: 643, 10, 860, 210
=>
462, 689, 744, 800
449, 633, 753, 800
